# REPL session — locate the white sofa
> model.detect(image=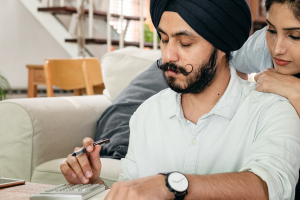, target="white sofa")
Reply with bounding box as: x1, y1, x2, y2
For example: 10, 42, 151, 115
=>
0, 47, 161, 187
